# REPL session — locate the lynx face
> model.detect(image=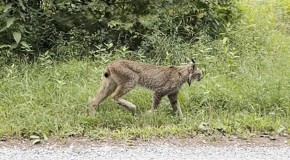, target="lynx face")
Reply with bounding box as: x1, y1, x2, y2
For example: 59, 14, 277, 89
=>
193, 68, 203, 81
187, 60, 203, 86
